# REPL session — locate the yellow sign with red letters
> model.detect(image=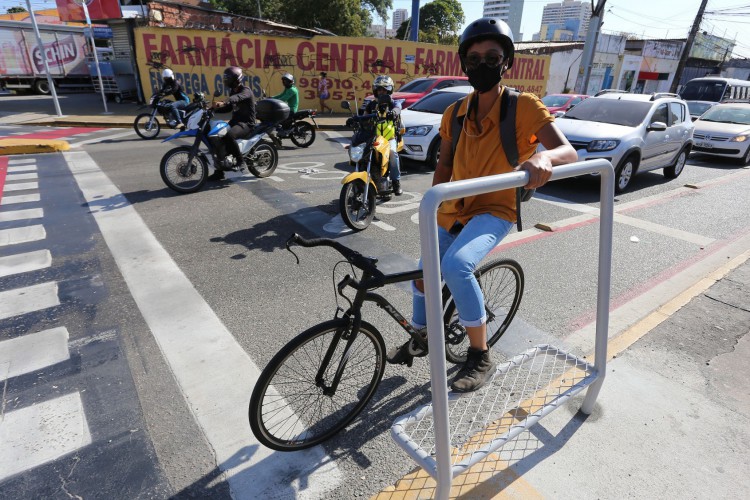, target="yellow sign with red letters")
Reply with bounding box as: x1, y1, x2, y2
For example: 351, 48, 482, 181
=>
134, 27, 549, 108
